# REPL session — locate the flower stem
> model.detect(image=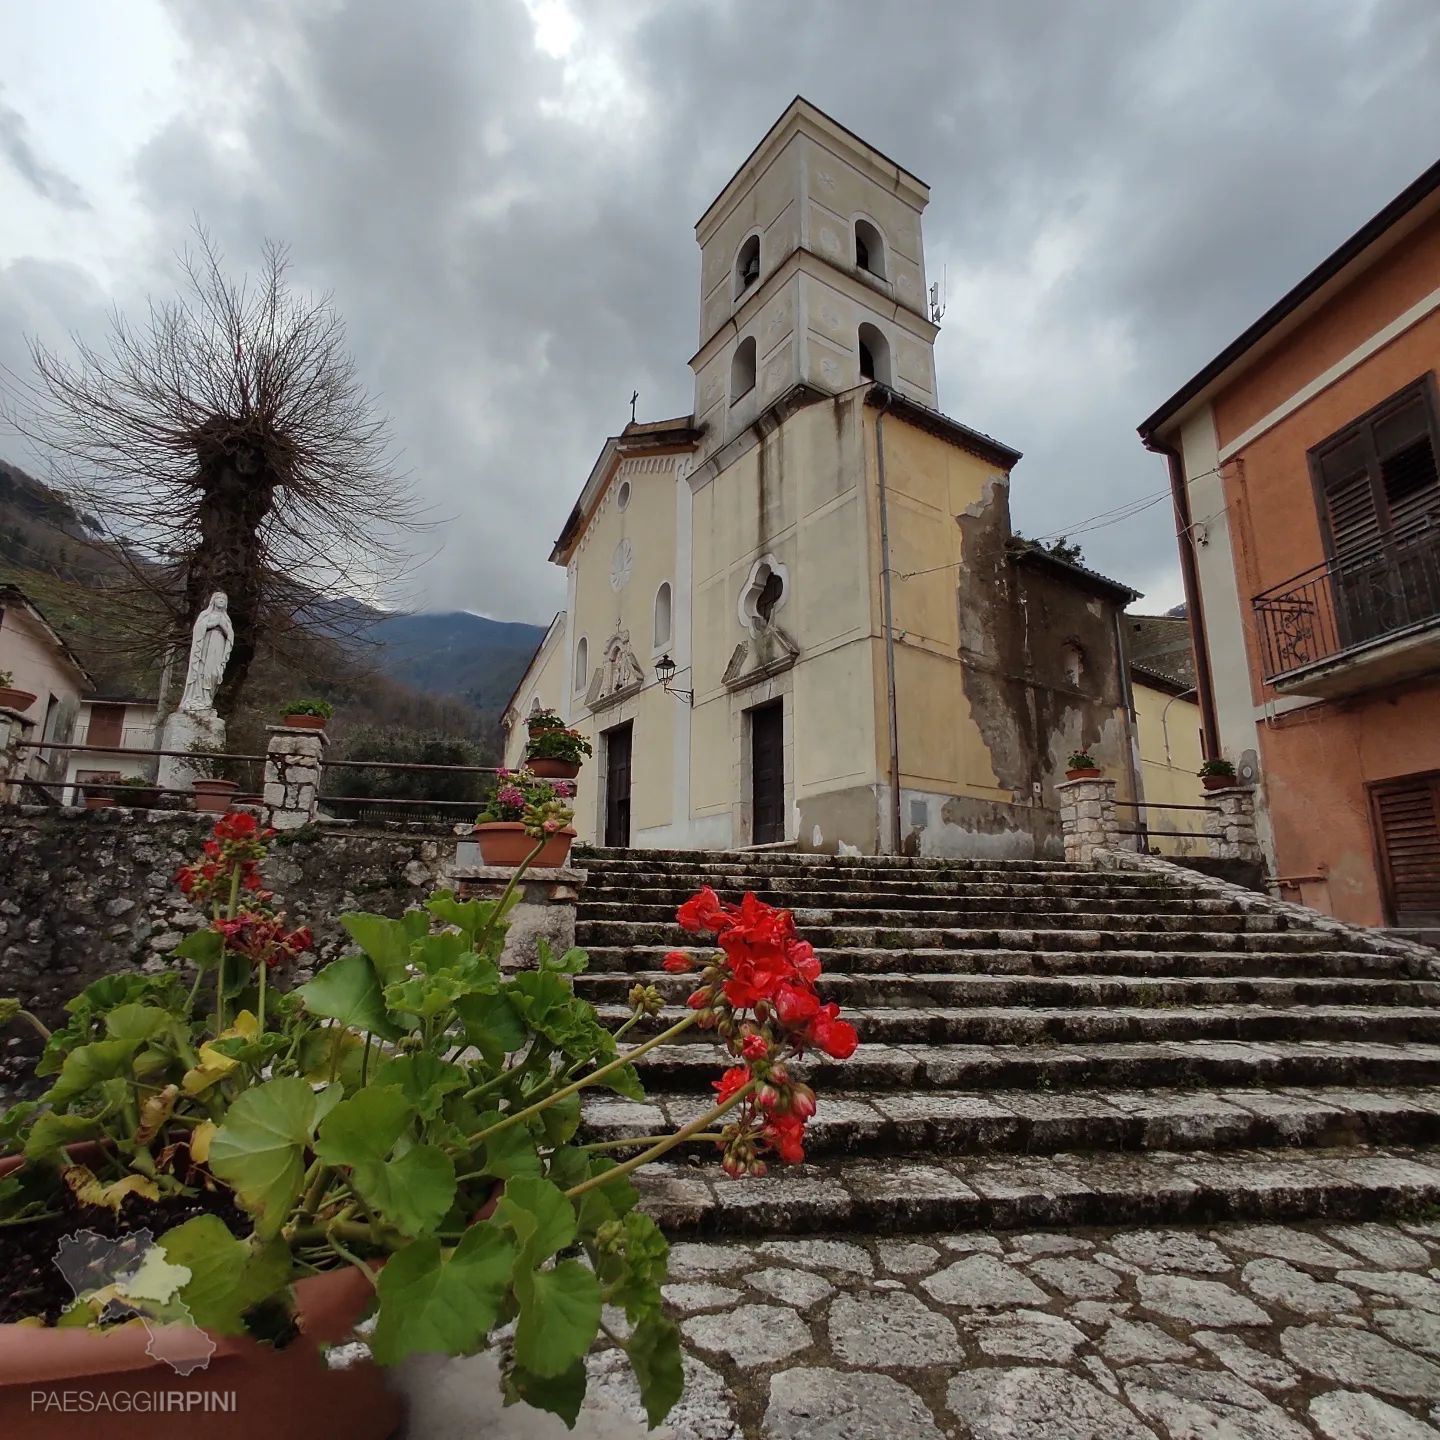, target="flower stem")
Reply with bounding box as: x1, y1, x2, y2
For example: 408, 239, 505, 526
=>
579, 1132, 725, 1153
325, 1233, 379, 1289
473, 836, 548, 957
467, 1013, 699, 1149
257, 958, 268, 1035
565, 1081, 757, 1199
10, 1008, 51, 1043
